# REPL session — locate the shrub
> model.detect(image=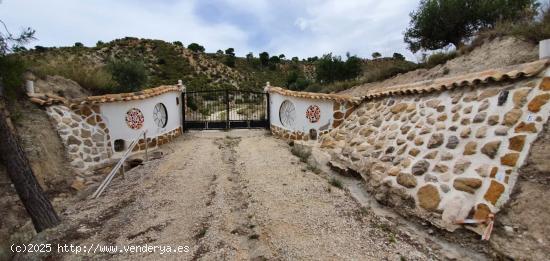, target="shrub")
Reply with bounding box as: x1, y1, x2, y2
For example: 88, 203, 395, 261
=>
329, 178, 343, 189
423, 51, 457, 68
107, 59, 148, 93
74, 42, 84, 47
0, 56, 26, 99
